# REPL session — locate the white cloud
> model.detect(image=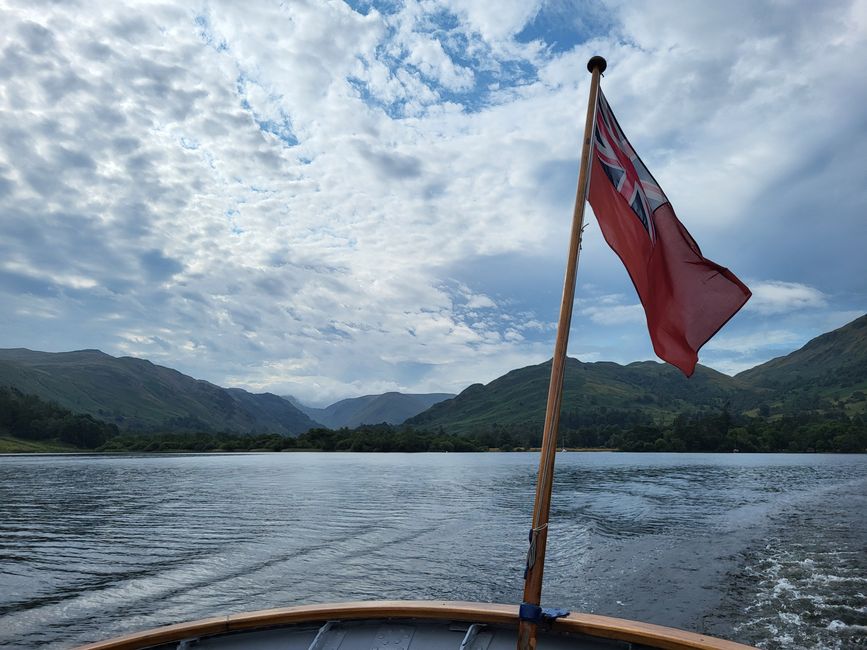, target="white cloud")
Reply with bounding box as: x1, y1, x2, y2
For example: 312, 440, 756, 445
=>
0, 0, 864, 404
580, 299, 645, 326
747, 281, 827, 315
704, 329, 800, 354
582, 304, 645, 326
466, 293, 497, 309
439, 0, 543, 42
404, 34, 474, 91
